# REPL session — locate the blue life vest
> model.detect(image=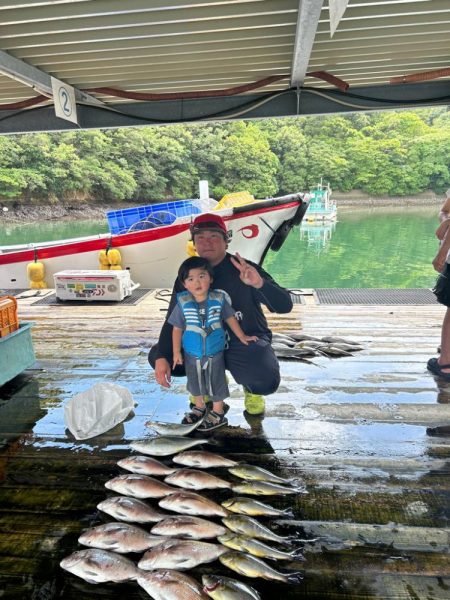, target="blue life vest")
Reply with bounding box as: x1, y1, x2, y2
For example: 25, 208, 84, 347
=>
177, 290, 226, 358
